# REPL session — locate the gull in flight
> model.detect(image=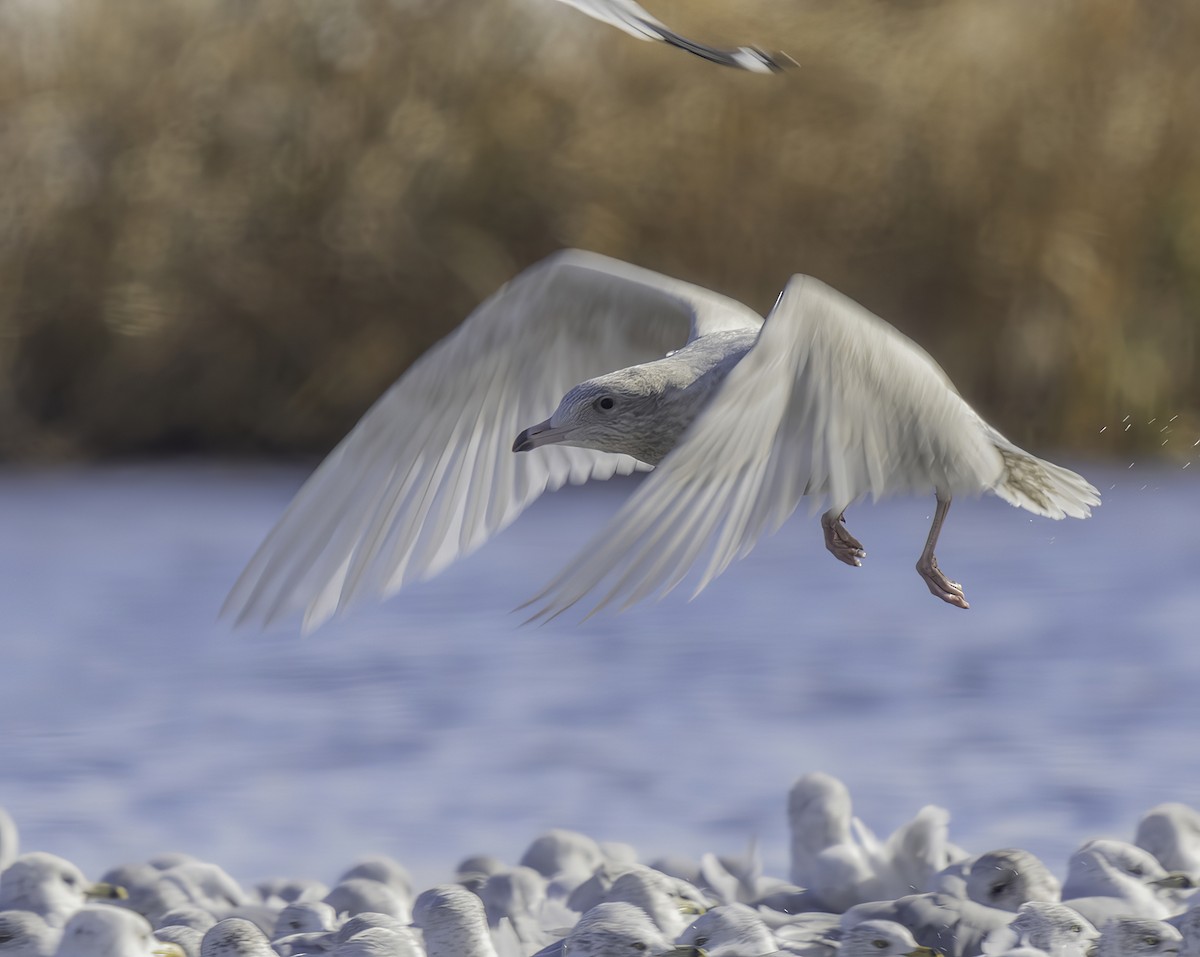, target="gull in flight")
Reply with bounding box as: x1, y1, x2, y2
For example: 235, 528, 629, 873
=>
224, 250, 1100, 631
549, 0, 794, 72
